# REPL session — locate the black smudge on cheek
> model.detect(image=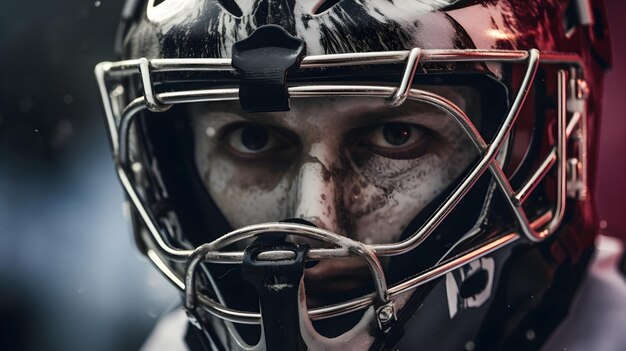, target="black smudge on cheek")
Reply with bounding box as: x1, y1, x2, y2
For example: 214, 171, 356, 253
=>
350, 147, 372, 169
328, 149, 396, 240
320, 151, 355, 238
